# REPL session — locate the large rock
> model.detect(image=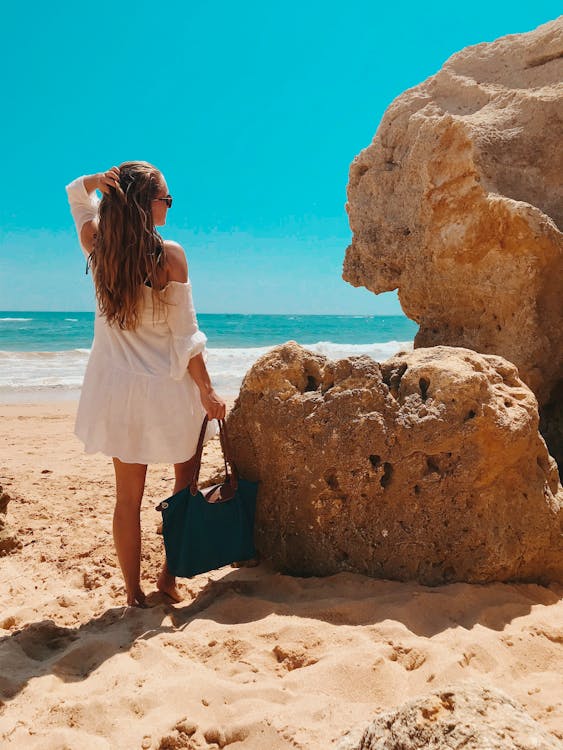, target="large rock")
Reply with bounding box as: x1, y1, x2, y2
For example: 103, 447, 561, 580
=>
227, 342, 563, 584
336, 684, 561, 750
343, 19, 563, 448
